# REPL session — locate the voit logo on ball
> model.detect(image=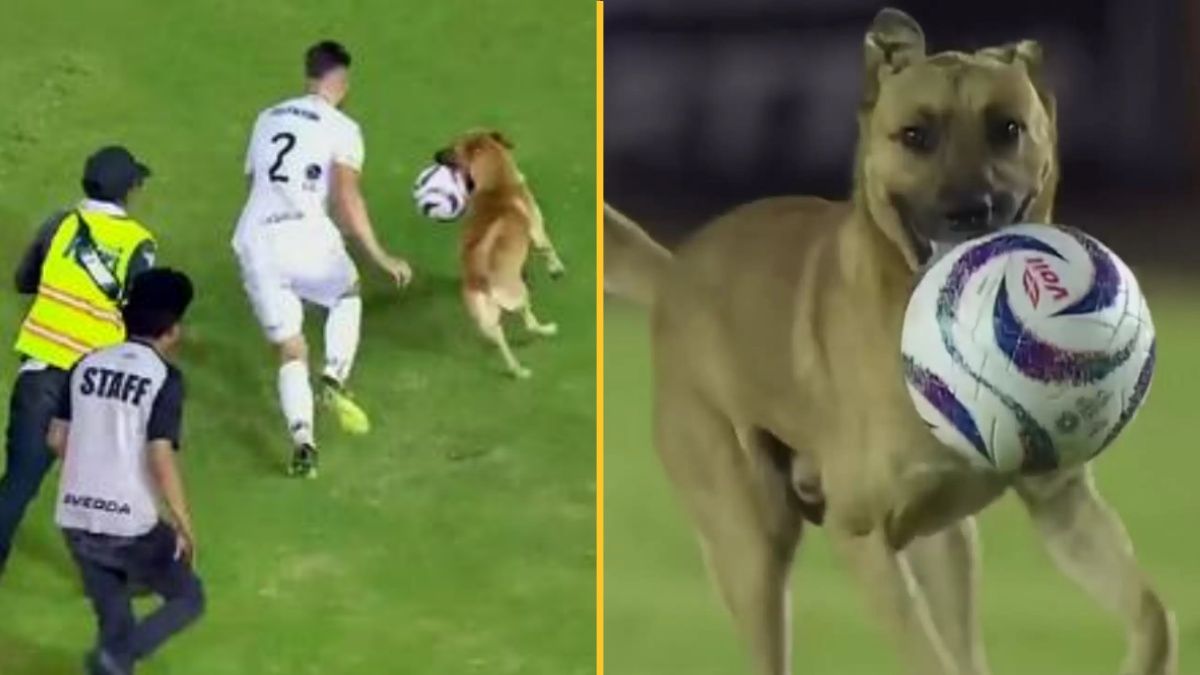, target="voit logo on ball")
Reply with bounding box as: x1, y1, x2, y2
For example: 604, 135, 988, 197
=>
1021, 255, 1069, 309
